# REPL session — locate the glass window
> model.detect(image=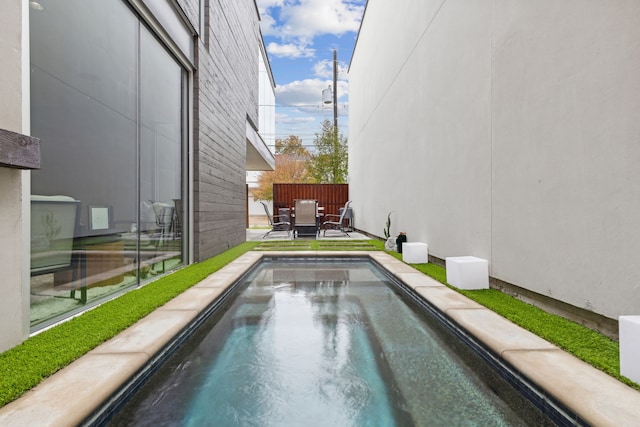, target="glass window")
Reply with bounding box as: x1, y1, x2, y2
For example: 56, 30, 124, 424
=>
139, 26, 184, 275
30, 0, 186, 329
